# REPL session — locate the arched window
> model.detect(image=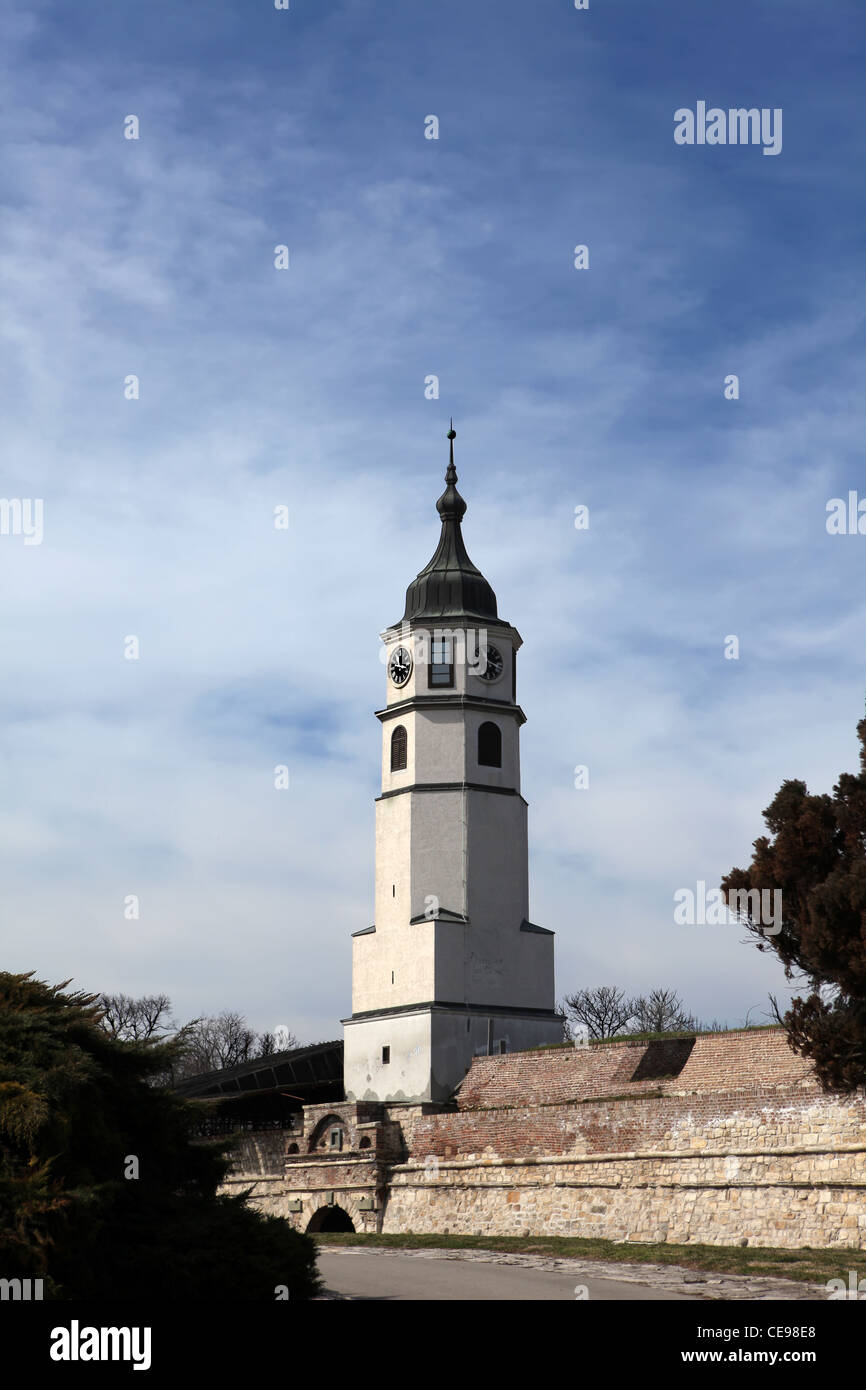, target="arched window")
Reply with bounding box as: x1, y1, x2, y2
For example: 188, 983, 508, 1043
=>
390, 725, 407, 771
478, 721, 502, 768
308, 1114, 348, 1154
